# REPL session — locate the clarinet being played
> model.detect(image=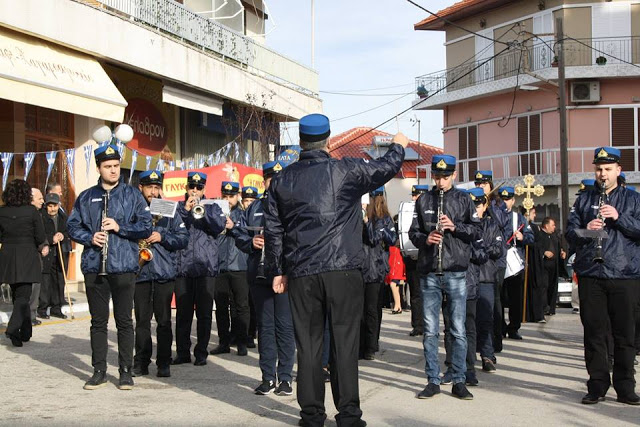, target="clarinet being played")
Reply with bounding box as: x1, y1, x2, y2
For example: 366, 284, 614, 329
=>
435, 188, 445, 276
593, 179, 607, 263
98, 190, 110, 276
